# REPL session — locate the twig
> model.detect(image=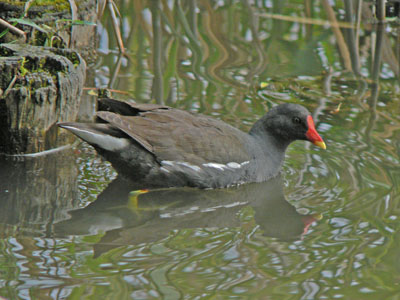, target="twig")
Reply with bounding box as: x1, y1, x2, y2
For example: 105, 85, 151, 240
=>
107, 0, 125, 53
23, 0, 35, 17
68, 0, 78, 48
108, 54, 123, 88
3, 75, 18, 98
0, 18, 27, 41
257, 12, 355, 29
4, 144, 73, 158
97, 0, 107, 19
